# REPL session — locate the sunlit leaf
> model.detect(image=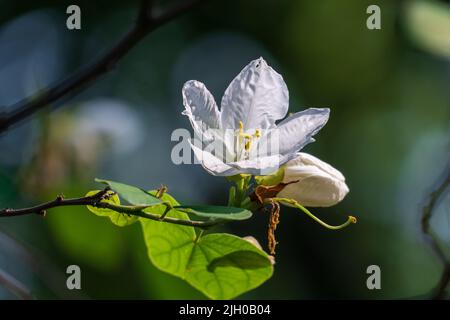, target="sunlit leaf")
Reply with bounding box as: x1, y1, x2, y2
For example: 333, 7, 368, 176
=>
141, 210, 273, 299
87, 185, 273, 298
95, 178, 162, 205
186, 233, 274, 299
140, 192, 196, 277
